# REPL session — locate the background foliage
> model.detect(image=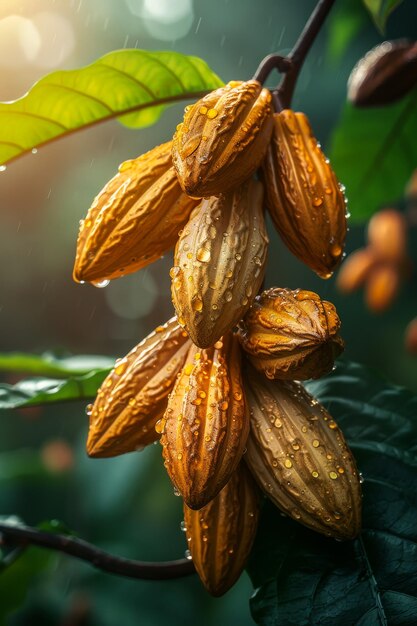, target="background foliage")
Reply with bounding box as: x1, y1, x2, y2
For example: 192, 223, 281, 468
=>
0, 0, 417, 624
